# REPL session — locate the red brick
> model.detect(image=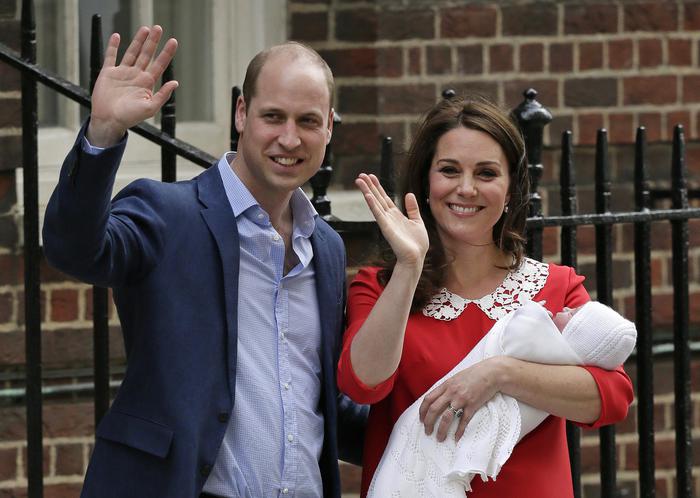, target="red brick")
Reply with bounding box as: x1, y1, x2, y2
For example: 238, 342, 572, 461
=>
338, 85, 378, 115
333, 122, 384, 156
40, 256, 77, 283
440, 5, 497, 38
682, 75, 700, 103
379, 8, 434, 40
0, 59, 20, 92
577, 113, 605, 146
20, 445, 50, 477
0, 291, 13, 323
667, 111, 691, 141
502, 4, 557, 36
609, 113, 635, 144
408, 47, 421, 75
50, 288, 79, 322
290, 12, 328, 42
684, 3, 700, 30
0, 447, 17, 481
609, 39, 634, 70
55, 443, 84, 476
565, 4, 618, 34
319, 47, 402, 78
335, 8, 377, 42
624, 76, 677, 105
456, 45, 483, 75
542, 226, 558, 258
669, 38, 692, 66
0, 20, 19, 51
565, 78, 617, 107
379, 84, 435, 114
638, 38, 663, 68
579, 41, 603, 70
0, 98, 20, 128
519, 43, 543, 73
0, 170, 16, 211
489, 44, 513, 73
550, 43, 573, 73
651, 257, 665, 288
44, 484, 84, 498
426, 46, 452, 75
624, 3, 678, 31
638, 112, 662, 141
